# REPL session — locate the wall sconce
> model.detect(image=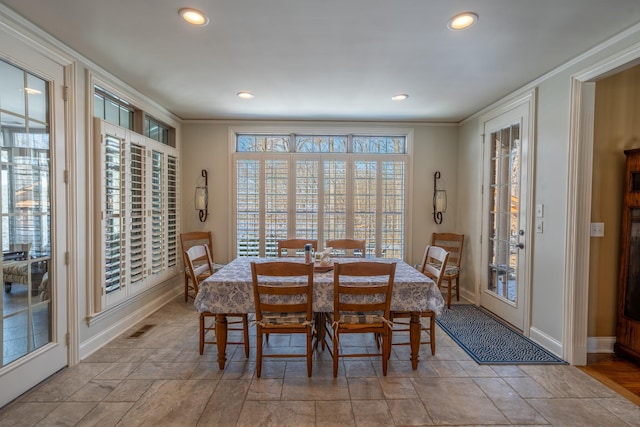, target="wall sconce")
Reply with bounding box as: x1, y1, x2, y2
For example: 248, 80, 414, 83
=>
433, 171, 447, 224
195, 169, 209, 222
